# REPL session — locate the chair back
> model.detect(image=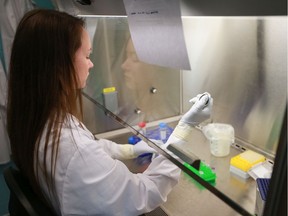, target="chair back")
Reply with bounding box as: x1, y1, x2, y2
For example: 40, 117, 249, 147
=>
3, 166, 56, 216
